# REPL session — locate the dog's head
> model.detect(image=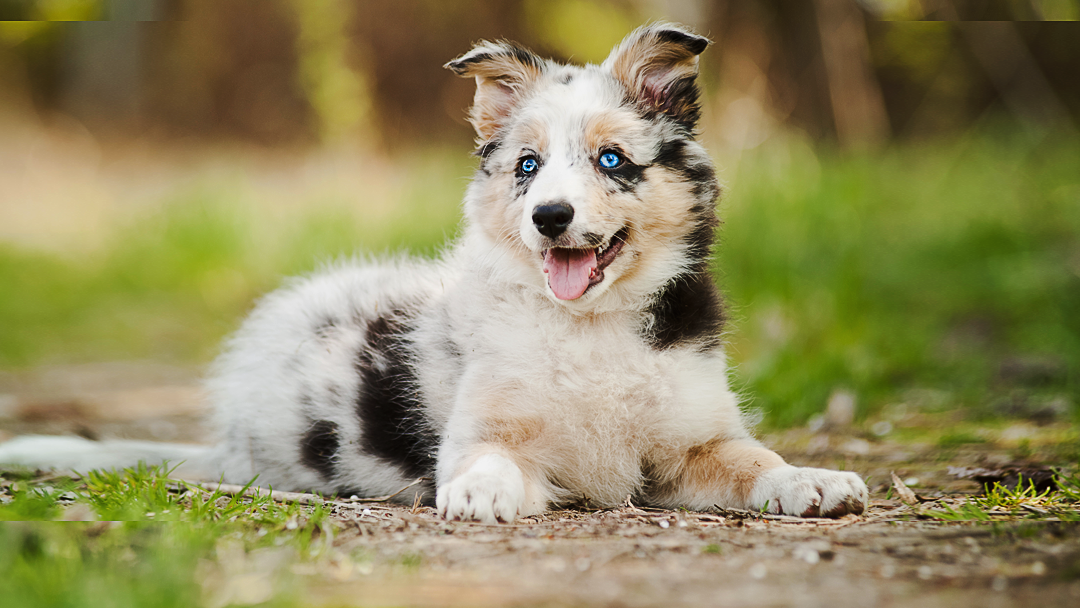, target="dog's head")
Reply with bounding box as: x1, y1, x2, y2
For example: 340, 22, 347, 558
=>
447, 23, 719, 311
